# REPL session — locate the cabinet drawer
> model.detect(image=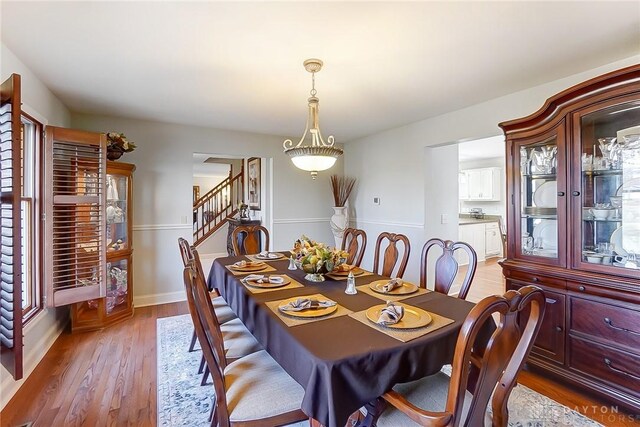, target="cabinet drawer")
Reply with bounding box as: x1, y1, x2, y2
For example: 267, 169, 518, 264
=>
506, 270, 566, 289
570, 297, 640, 350
569, 336, 640, 397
